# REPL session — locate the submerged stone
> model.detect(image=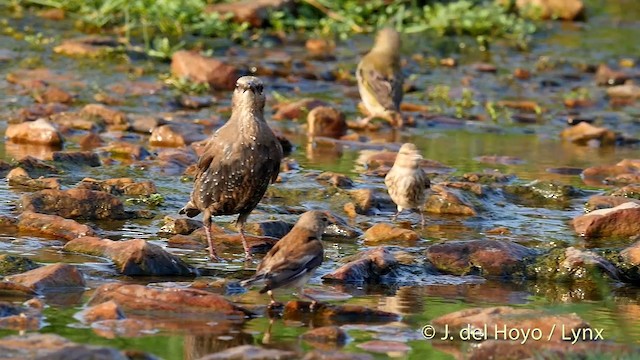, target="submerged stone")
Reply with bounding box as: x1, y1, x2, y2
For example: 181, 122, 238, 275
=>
0, 255, 40, 277
20, 189, 129, 220
5, 263, 85, 293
